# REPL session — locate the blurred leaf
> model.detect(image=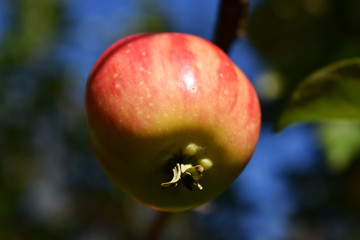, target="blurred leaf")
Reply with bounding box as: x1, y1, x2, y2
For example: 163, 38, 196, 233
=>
248, 0, 360, 124
320, 122, 360, 173
275, 58, 360, 131
0, 0, 65, 66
